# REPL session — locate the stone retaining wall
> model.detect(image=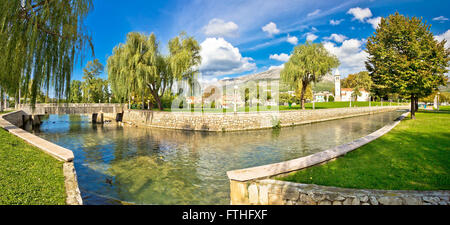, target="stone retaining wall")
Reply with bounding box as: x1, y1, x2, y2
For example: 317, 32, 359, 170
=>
122, 106, 407, 132
239, 180, 449, 205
